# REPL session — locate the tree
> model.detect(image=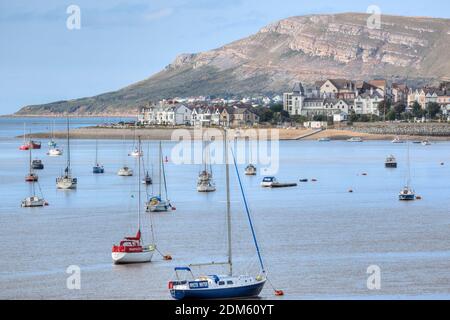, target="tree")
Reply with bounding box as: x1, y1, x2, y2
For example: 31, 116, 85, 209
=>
257, 108, 274, 122
412, 101, 423, 118
377, 100, 392, 119
349, 111, 358, 123
393, 103, 406, 116
386, 110, 396, 121
426, 102, 441, 119
270, 103, 283, 113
